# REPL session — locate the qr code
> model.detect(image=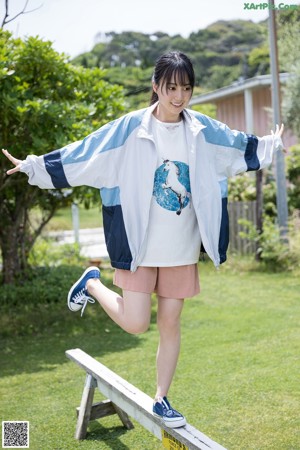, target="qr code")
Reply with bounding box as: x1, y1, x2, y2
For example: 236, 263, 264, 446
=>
2, 421, 29, 448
